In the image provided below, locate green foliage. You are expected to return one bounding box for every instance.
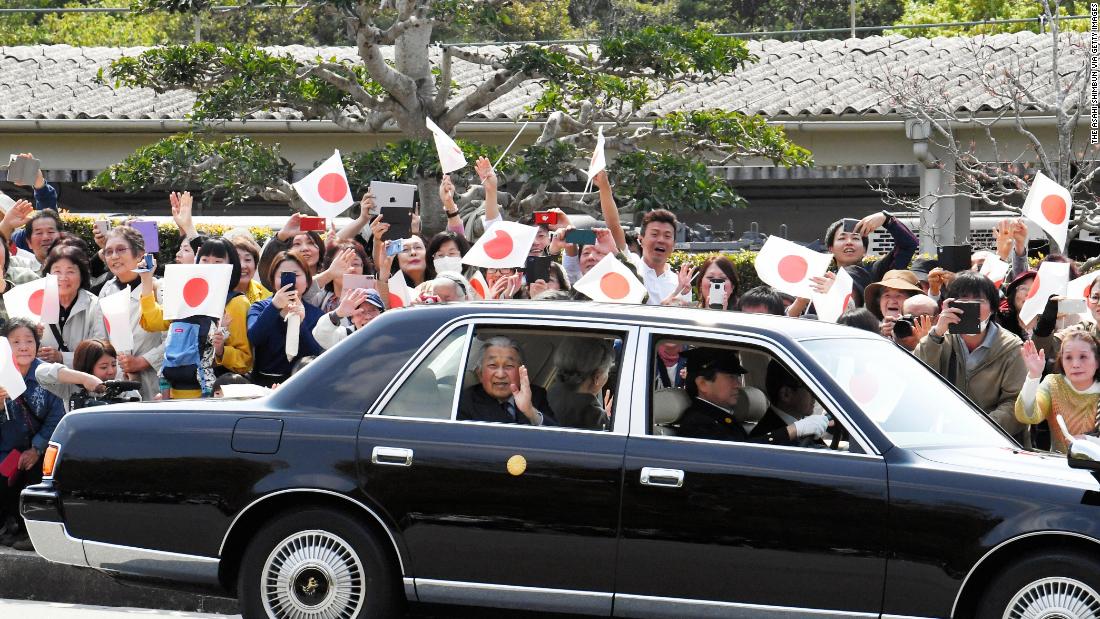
[515,141,578,189]
[893,0,1089,36]
[600,26,753,78]
[61,213,274,267]
[656,109,813,166]
[342,139,515,188]
[669,249,764,291]
[102,44,382,122]
[0,0,183,46]
[676,0,902,37]
[86,133,290,206]
[610,151,744,213]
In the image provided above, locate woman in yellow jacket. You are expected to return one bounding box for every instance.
[138,238,253,398]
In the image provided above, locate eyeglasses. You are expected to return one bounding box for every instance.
[1090,294,1100,302]
[102,247,132,258]
[487,268,516,275]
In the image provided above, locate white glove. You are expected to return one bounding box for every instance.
[793,414,829,439]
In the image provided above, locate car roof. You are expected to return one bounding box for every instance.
[391,300,883,343]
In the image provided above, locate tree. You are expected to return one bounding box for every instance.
[893,0,1089,37]
[864,0,1096,253]
[91,0,811,236]
[676,0,902,37]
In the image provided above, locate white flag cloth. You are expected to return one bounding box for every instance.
[573,253,647,304]
[586,126,606,179]
[387,272,413,308]
[754,236,832,299]
[0,191,14,211]
[1022,171,1072,252]
[1067,271,1100,323]
[462,221,539,269]
[468,270,489,300]
[99,288,134,352]
[219,383,271,399]
[811,268,854,324]
[0,338,26,400]
[425,117,467,174]
[1019,261,1070,325]
[285,311,300,362]
[162,264,233,320]
[978,255,1011,289]
[4,274,59,324]
[292,150,355,219]
[834,356,902,423]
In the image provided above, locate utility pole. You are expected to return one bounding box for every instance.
[850,0,856,39]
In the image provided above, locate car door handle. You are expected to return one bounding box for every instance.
[371,446,413,467]
[640,467,684,488]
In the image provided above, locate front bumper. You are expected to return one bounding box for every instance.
[20,484,221,586]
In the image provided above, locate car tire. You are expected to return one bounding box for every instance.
[976,550,1100,619]
[237,508,401,619]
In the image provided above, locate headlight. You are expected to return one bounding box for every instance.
[42,442,60,479]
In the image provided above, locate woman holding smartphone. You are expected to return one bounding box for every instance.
[247,251,323,387]
[97,225,165,401]
[693,256,740,310]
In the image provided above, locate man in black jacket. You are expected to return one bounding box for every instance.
[458,336,556,426]
[677,348,826,445]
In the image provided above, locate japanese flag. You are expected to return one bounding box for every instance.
[162,264,233,320]
[4,274,59,324]
[1019,260,1070,325]
[979,255,1011,289]
[573,253,647,304]
[1022,171,1072,252]
[468,270,489,300]
[1067,271,1100,323]
[0,337,26,400]
[462,221,538,269]
[587,126,606,179]
[99,288,134,353]
[811,268,854,324]
[426,117,467,174]
[754,236,832,299]
[834,356,903,424]
[387,272,413,309]
[292,150,355,219]
[0,191,14,211]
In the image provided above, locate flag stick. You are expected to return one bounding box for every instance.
[493,120,530,170]
[581,175,594,196]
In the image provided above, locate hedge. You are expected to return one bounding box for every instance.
[61,213,275,267]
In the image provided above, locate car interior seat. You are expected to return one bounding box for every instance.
[652,386,769,436]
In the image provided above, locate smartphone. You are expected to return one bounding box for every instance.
[94,220,111,235]
[369,181,417,213]
[938,244,973,274]
[130,220,160,253]
[524,255,551,283]
[280,272,297,289]
[841,218,860,234]
[299,216,326,232]
[1059,298,1088,314]
[948,300,981,334]
[534,211,558,226]
[132,254,154,274]
[380,206,412,241]
[565,229,597,246]
[5,155,40,186]
[385,238,404,257]
[708,282,725,309]
[343,273,376,291]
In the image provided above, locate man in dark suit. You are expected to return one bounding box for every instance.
[752,360,824,446]
[676,348,826,445]
[458,336,556,426]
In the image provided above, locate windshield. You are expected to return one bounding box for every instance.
[801,338,1014,449]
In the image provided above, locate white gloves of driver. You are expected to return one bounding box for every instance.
[793,414,830,439]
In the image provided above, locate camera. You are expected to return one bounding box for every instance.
[892,314,916,339]
[68,380,141,411]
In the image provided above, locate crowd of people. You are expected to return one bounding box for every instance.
[0,151,1095,549]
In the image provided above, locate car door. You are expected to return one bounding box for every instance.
[613,328,888,618]
[356,318,635,616]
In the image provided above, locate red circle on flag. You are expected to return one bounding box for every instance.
[850,373,878,404]
[1025,274,1041,300]
[317,173,348,203]
[28,289,44,316]
[104,316,112,335]
[183,277,210,308]
[470,279,486,299]
[483,229,514,260]
[388,292,404,308]
[1041,195,1067,225]
[777,255,809,283]
[599,272,631,300]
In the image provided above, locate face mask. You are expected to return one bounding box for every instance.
[433,256,462,275]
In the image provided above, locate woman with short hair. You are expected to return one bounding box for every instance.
[547,338,616,430]
[39,245,106,368]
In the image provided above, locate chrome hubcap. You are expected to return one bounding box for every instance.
[261,530,365,619]
[1004,577,1100,619]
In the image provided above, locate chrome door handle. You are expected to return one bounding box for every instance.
[640,467,684,488]
[372,446,413,467]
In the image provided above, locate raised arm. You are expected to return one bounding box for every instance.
[593,171,626,251]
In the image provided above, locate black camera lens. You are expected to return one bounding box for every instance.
[893,316,915,339]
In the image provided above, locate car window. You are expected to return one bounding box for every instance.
[455,326,625,431]
[649,336,854,452]
[802,337,1013,449]
[379,327,467,420]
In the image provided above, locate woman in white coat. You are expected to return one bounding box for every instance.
[97,226,165,401]
[38,245,106,368]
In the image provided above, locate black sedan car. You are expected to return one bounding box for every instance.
[20,302,1100,619]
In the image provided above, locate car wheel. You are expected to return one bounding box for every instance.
[237,508,400,619]
[977,550,1100,619]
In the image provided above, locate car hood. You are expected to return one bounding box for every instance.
[912,445,1100,490]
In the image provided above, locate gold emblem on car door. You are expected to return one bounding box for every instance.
[507,454,527,476]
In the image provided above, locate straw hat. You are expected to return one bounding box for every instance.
[864,270,923,316]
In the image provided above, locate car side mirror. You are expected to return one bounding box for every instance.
[1055,415,1100,471]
